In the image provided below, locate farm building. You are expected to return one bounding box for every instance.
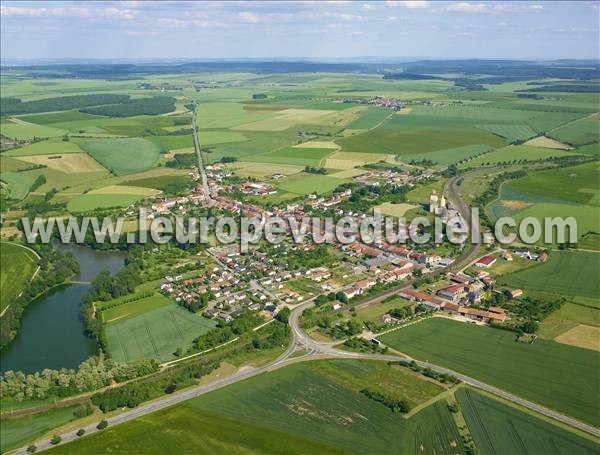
[475,255,497,268]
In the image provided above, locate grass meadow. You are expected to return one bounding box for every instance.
[78,138,161,175]
[0,243,38,311]
[499,251,600,299]
[105,303,216,362]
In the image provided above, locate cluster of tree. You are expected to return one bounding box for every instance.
[484,292,563,334]
[314,292,338,306]
[318,317,363,339]
[388,306,415,320]
[166,153,197,169]
[520,84,600,93]
[252,93,268,99]
[178,292,208,313]
[453,79,487,91]
[91,382,151,412]
[360,388,411,413]
[383,73,439,81]
[283,245,338,270]
[396,360,459,385]
[193,312,263,351]
[441,164,458,178]
[0,245,79,348]
[0,356,158,402]
[343,337,388,354]
[219,156,238,163]
[304,166,328,175]
[409,158,435,166]
[80,96,175,117]
[251,320,289,350]
[28,175,47,193]
[333,182,410,214]
[1,94,130,116]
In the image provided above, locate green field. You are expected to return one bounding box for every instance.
[457,388,599,455]
[200,131,247,145]
[105,303,217,362]
[379,318,600,426]
[0,119,67,140]
[460,144,575,167]
[0,243,38,311]
[538,301,600,341]
[120,174,189,191]
[477,123,537,142]
[66,193,148,212]
[499,250,600,299]
[49,360,461,455]
[346,107,391,129]
[100,292,173,324]
[508,161,599,206]
[0,406,82,453]
[274,173,348,195]
[78,137,161,175]
[337,115,506,156]
[0,171,38,200]
[549,115,599,146]
[4,140,84,156]
[401,144,495,166]
[247,147,333,167]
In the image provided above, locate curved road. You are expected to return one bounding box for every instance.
[13,175,600,453]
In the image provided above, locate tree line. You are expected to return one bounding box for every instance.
[0,356,158,402]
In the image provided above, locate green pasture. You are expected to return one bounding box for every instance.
[79,137,161,175]
[105,303,217,362]
[4,140,85,157]
[538,302,600,340]
[457,388,599,455]
[0,243,38,311]
[460,144,575,168]
[477,124,537,142]
[0,171,38,200]
[336,115,506,155]
[508,161,600,206]
[549,115,599,146]
[346,107,391,129]
[66,193,147,212]
[100,293,172,324]
[379,317,600,426]
[0,405,82,453]
[0,119,67,140]
[120,174,190,192]
[499,251,600,299]
[275,173,348,195]
[401,144,494,166]
[247,147,333,167]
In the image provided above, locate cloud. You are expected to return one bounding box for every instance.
[493,4,544,13]
[0,5,137,20]
[158,18,187,29]
[324,12,362,21]
[238,11,260,23]
[446,3,487,13]
[386,1,430,9]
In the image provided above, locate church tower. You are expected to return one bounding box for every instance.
[429,190,438,213]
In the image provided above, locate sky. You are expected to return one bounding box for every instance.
[1,1,599,61]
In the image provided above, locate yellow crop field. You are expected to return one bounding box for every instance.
[524,136,573,150]
[15,153,106,173]
[88,185,161,196]
[554,324,600,351]
[293,141,340,149]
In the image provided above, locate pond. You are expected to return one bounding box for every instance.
[0,243,126,374]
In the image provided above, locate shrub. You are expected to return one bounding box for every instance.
[50,436,62,445]
[76,429,86,437]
